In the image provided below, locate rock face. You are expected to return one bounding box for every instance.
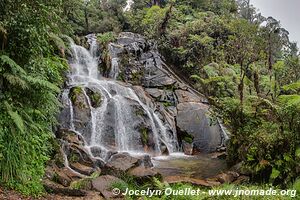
[106,32,228,154]
[47,32,233,196]
[176,102,224,152]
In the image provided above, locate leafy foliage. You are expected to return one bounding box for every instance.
[126,0,300,188]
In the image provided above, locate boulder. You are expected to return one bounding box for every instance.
[53,168,73,187]
[56,129,85,146]
[182,141,193,155]
[105,153,141,173]
[67,144,94,167]
[90,146,117,161]
[128,166,161,181]
[215,171,239,184]
[61,167,83,180]
[92,175,125,199]
[141,154,153,168]
[69,162,97,176]
[211,152,227,159]
[176,102,223,152]
[43,179,87,197]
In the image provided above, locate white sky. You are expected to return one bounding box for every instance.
[251,0,300,45]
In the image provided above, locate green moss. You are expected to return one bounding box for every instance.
[131,70,144,84]
[135,108,145,116]
[68,152,80,163]
[87,89,102,107]
[69,86,83,103]
[183,136,193,144]
[139,126,149,145]
[163,101,173,107]
[70,172,100,190]
[117,71,125,81]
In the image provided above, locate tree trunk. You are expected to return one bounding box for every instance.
[254,70,260,96]
[84,3,89,33]
[159,4,173,37]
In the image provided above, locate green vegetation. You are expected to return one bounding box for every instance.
[70,171,100,190]
[126,0,300,189]
[1,0,299,197]
[0,0,69,195]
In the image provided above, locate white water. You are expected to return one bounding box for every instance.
[63,35,179,161]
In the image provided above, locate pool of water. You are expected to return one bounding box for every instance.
[152,153,228,179]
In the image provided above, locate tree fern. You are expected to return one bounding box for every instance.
[278,95,300,108]
[282,82,300,94]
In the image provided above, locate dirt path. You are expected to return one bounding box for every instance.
[0,187,103,200]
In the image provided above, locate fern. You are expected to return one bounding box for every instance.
[22,75,60,93]
[278,95,300,108]
[153,177,167,190]
[0,55,26,74]
[2,73,28,89]
[190,74,202,81]
[282,82,300,94]
[48,33,66,50]
[4,102,25,133]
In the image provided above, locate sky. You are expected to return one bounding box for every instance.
[251,0,300,45]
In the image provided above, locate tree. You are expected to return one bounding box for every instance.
[236,0,265,24]
[225,19,263,105]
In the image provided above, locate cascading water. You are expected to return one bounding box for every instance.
[63,35,179,162]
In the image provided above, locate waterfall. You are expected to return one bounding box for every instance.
[64,35,179,161]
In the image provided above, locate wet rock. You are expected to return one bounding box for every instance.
[86,87,102,108]
[163,176,220,187]
[70,162,97,176]
[128,166,161,181]
[61,167,83,180]
[132,86,156,110]
[216,171,239,184]
[160,143,169,155]
[90,146,117,161]
[142,68,177,88]
[92,175,125,199]
[66,144,94,167]
[175,90,204,103]
[56,129,85,146]
[105,153,141,173]
[145,88,164,99]
[182,141,193,155]
[142,155,153,168]
[176,102,223,153]
[43,179,87,197]
[69,86,92,140]
[211,152,227,159]
[45,166,56,181]
[53,168,73,187]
